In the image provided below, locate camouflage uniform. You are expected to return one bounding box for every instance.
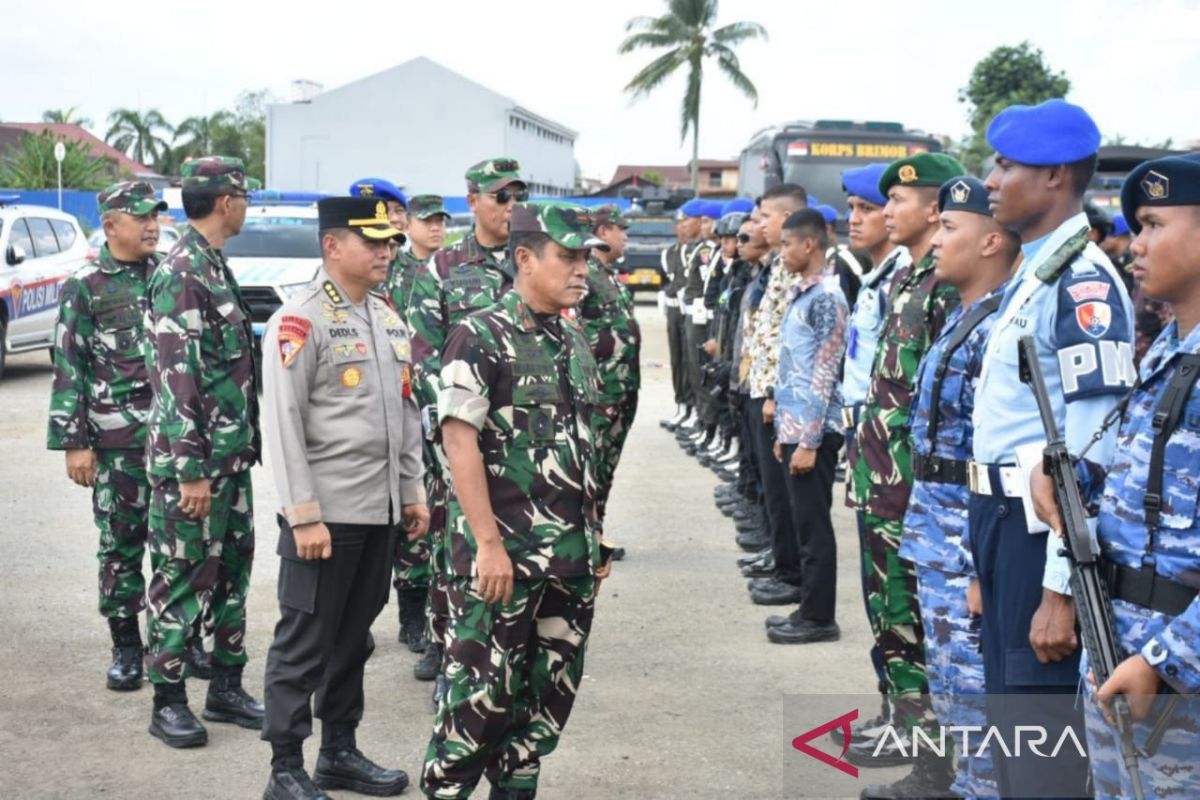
[576,206,641,524]
[898,286,1006,798]
[846,253,959,727]
[46,181,165,621]
[144,157,260,686]
[422,203,603,799]
[408,160,521,650]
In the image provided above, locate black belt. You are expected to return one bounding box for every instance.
[1102,555,1198,616]
[912,452,968,486]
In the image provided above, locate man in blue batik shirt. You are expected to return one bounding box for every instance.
[969,98,1136,798]
[1033,152,1200,800]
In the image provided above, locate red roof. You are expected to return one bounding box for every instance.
[0,123,161,177]
[609,160,738,188]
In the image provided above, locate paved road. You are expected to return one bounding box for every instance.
[0,303,892,799]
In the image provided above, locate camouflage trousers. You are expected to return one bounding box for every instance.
[915,565,996,798]
[146,470,254,684]
[862,513,934,730]
[93,449,150,620]
[592,392,638,524]
[425,466,451,648]
[1081,602,1200,800]
[395,441,443,592]
[422,574,596,799]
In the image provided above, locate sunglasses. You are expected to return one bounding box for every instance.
[490,188,530,205]
[737,233,752,244]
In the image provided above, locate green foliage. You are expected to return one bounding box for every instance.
[620,0,766,194]
[639,170,665,185]
[0,131,111,190]
[42,107,93,128]
[957,42,1071,173]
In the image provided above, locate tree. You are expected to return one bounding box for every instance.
[0,131,111,190]
[42,107,93,129]
[173,111,236,158]
[639,170,665,185]
[619,0,765,195]
[104,108,173,170]
[958,42,1071,173]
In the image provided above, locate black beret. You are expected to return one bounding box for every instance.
[938,177,992,217]
[1120,153,1200,234]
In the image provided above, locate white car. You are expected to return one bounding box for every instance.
[0,198,89,378]
[86,224,181,262]
[223,203,324,339]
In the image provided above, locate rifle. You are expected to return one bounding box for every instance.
[1017,334,1146,800]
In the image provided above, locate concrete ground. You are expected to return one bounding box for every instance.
[0,302,897,799]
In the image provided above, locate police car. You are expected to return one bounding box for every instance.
[0,197,89,379]
[223,195,325,339]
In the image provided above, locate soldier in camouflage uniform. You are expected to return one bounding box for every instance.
[576,205,640,528]
[47,181,167,691]
[421,201,612,800]
[1031,152,1200,800]
[864,177,1016,799]
[407,159,526,694]
[388,194,452,654]
[143,156,264,748]
[844,153,964,776]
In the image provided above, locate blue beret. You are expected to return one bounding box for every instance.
[1119,152,1200,234]
[680,198,707,217]
[1111,213,1130,237]
[701,201,724,220]
[815,204,838,224]
[937,177,991,216]
[986,98,1100,166]
[349,177,408,208]
[805,193,820,208]
[722,198,755,216]
[841,163,889,206]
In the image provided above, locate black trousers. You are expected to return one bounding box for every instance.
[665,306,689,406]
[262,518,395,748]
[748,397,800,584]
[781,435,842,624]
[685,321,714,426]
[737,393,762,503]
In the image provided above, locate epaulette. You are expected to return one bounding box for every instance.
[1035,228,1090,283]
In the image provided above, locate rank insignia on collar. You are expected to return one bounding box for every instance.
[950,180,971,204]
[323,281,344,304]
[898,165,918,183]
[1141,170,1169,200]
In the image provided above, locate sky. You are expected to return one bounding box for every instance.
[4,0,1198,183]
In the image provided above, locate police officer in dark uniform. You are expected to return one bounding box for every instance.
[660,200,705,430]
[260,197,430,800]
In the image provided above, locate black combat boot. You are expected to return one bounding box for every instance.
[187,621,213,680]
[397,587,429,653]
[313,723,409,796]
[859,748,956,798]
[149,681,208,748]
[414,642,442,682]
[204,663,265,729]
[107,616,144,691]
[265,746,331,800]
[489,784,537,800]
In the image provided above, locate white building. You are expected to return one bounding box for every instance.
[267,57,578,197]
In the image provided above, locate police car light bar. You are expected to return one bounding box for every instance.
[0,194,21,206]
[251,190,330,206]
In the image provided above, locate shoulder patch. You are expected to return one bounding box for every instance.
[1066,280,1111,303]
[278,315,312,368]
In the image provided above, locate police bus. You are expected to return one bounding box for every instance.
[738,120,942,212]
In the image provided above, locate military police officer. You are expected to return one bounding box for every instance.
[660,201,704,430]
[1032,152,1200,799]
[144,155,264,747]
[969,99,1135,798]
[47,181,167,691]
[421,201,612,800]
[260,196,429,800]
[407,158,526,697]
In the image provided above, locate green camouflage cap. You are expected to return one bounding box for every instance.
[465,157,524,193]
[97,180,168,216]
[180,156,248,192]
[510,201,609,251]
[591,204,628,230]
[409,194,450,220]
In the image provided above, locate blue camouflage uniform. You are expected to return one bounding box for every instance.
[1075,151,1200,800]
[900,281,1005,798]
[968,99,1137,798]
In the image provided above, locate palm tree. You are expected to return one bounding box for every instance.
[42,107,94,128]
[173,111,236,158]
[104,108,173,169]
[620,0,766,195]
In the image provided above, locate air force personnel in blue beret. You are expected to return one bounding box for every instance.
[970,98,1135,799]
[1029,149,1200,800]
[349,178,409,233]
